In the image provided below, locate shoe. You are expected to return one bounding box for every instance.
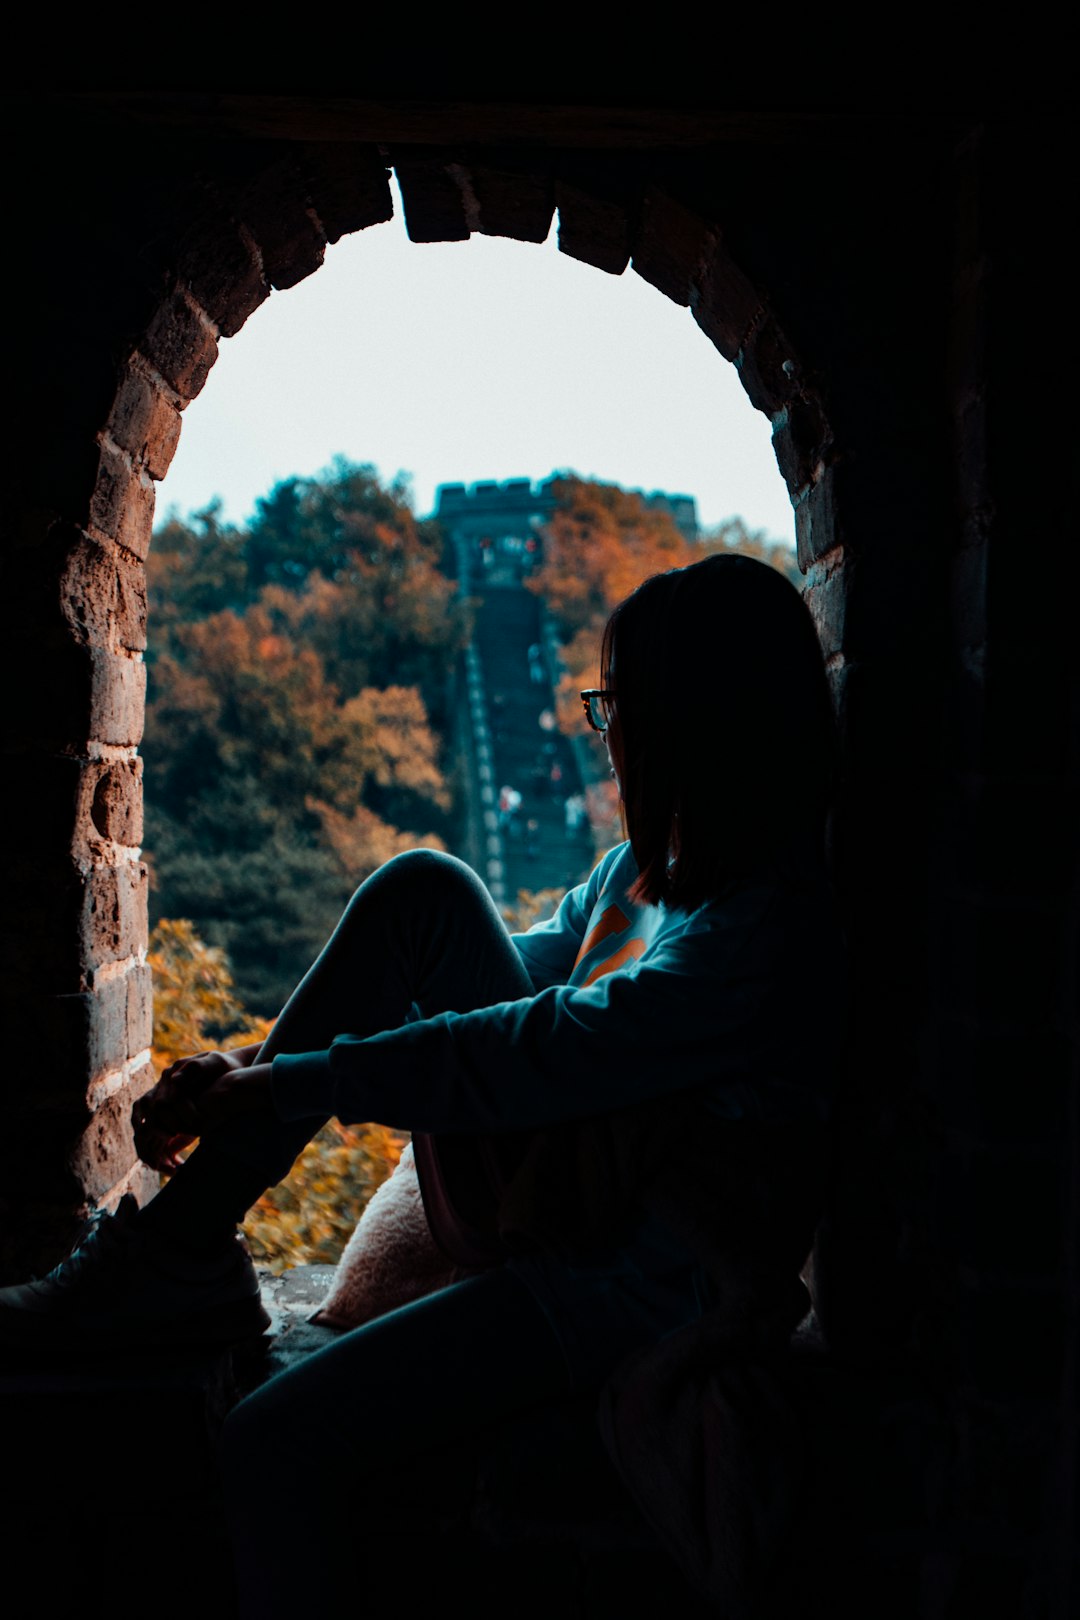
[0,1194,272,1353]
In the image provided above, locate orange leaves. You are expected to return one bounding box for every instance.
[530,476,695,642]
[148,917,273,1076]
[336,686,450,806]
[243,1118,408,1273]
[307,798,446,887]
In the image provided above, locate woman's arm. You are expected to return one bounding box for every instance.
[132,1042,267,1167]
[271,883,841,1133]
[509,845,622,992]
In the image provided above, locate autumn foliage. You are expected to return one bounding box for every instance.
[145,461,463,1014]
[147,916,405,1273]
[530,476,799,740]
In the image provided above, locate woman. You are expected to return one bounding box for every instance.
[0,553,842,1611]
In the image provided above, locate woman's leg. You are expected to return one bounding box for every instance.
[222,1265,573,1617]
[144,850,534,1244]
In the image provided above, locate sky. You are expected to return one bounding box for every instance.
[159,194,795,545]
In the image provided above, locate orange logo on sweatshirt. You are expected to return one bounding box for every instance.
[580,936,647,986]
[574,903,631,968]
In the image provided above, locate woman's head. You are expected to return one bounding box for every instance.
[599,553,837,908]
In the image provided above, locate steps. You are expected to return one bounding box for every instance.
[467,581,594,910]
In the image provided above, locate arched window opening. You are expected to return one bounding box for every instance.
[143,195,807,1275]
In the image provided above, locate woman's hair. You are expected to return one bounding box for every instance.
[601,553,838,909]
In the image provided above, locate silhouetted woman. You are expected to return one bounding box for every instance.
[0,554,843,1615]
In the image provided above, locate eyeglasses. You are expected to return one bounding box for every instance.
[580,689,616,734]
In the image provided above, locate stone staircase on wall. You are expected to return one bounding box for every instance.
[459,563,594,913]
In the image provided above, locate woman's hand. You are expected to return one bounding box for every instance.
[191,1063,274,1133]
[133,1047,270,1172]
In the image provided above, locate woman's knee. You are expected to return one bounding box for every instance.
[348,848,489,916]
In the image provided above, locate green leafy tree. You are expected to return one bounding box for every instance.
[148,500,251,650]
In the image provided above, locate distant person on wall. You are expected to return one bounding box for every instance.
[497,784,522,835]
[564,791,587,837]
[0,555,844,1616]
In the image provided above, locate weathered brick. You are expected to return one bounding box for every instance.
[690,241,763,362]
[82,977,131,1084]
[144,393,183,481]
[632,187,712,307]
[12,637,119,754]
[106,365,182,479]
[302,143,394,244]
[60,532,114,647]
[556,178,631,275]
[141,290,219,401]
[394,157,471,243]
[59,532,146,651]
[89,758,143,847]
[114,551,148,649]
[106,366,156,452]
[177,209,270,338]
[89,648,146,747]
[466,157,553,243]
[80,859,147,973]
[116,469,156,563]
[771,395,831,496]
[127,961,153,1055]
[234,163,327,291]
[88,440,129,539]
[803,556,848,660]
[736,316,800,414]
[67,1089,138,1204]
[795,465,841,571]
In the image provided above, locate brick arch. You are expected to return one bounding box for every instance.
[9,143,840,1275]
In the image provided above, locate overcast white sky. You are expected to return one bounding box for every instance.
[158,196,795,545]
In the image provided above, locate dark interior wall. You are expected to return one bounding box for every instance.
[0,98,1073,1610]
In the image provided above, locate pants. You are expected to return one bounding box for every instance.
[208,852,587,1614]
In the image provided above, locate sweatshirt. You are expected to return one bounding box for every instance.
[271,842,841,1138]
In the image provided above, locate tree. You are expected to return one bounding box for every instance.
[147,917,271,1074]
[528,475,694,640]
[698,516,802,587]
[147,499,250,648]
[147,916,403,1274]
[144,463,461,1016]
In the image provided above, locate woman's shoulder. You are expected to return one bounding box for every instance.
[680,862,842,953]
